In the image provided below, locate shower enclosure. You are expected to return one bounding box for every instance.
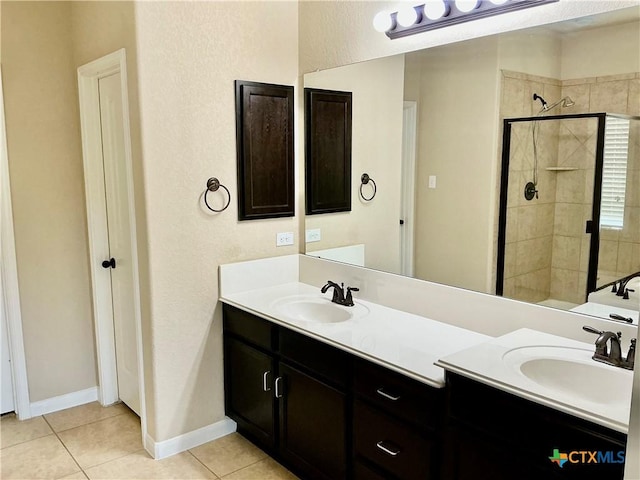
[497,113,640,308]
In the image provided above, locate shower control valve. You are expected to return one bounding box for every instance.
[524,181,538,201]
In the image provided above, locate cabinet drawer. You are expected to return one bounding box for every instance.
[354,358,443,430]
[354,400,436,480]
[279,328,349,388]
[223,304,274,351]
[353,460,391,480]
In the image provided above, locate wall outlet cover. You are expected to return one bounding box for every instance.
[276,232,294,247]
[306,228,321,243]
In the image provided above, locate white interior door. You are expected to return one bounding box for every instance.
[400,102,417,277]
[98,72,140,415]
[1,270,15,414]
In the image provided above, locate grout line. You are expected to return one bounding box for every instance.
[42,414,86,477]
[186,450,222,479]
[45,408,129,434]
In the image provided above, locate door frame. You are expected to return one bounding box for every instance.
[77,50,146,420]
[0,66,31,419]
[401,101,417,277]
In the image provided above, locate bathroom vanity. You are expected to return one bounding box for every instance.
[219,255,635,480]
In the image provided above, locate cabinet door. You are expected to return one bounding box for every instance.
[278,362,347,480]
[225,337,276,449]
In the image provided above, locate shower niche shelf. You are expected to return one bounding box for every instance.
[545,166,579,171]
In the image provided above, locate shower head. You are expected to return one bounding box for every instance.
[545,96,575,111]
[533,93,547,109]
[533,95,576,115]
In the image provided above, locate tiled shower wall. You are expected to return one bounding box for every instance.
[562,74,640,287]
[501,71,640,305]
[501,71,561,303]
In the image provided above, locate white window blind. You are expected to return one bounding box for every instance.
[600,117,630,229]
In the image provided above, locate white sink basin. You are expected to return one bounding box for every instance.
[502,345,633,407]
[271,295,369,324]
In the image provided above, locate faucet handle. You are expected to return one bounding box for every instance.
[583,325,603,336]
[344,286,359,306]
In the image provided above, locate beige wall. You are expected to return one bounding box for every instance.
[133,1,299,442]
[561,20,640,79]
[298,0,636,73]
[1,2,97,402]
[406,37,501,293]
[304,55,404,274]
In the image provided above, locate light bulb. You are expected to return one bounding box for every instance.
[488,0,508,4]
[423,0,449,20]
[373,11,393,32]
[455,0,480,13]
[397,6,419,27]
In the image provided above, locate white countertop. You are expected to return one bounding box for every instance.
[221,282,491,388]
[570,302,638,325]
[436,328,634,433]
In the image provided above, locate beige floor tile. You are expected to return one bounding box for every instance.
[45,402,128,433]
[0,434,79,479]
[84,449,217,479]
[0,413,53,449]
[58,410,142,469]
[189,433,267,477]
[221,458,298,480]
[58,471,88,479]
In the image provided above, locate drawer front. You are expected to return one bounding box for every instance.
[353,460,392,480]
[223,304,274,351]
[279,328,349,388]
[354,400,436,480]
[354,358,443,430]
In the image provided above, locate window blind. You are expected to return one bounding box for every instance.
[600,117,630,229]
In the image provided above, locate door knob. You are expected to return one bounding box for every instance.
[101,258,116,269]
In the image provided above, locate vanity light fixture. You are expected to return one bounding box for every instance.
[375,0,558,39]
[373,10,395,32]
[423,0,450,20]
[397,5,421,27]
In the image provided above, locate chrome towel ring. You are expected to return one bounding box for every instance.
[359,173,377,202]
[204,177,231,212]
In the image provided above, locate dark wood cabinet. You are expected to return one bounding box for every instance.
[223,304,629,480]
[279,362,347,480]
[235,80,295,221]
[224,337,276,448]
[352,359,444,480]
[305,88,352,215]
[442,372,627,480]
[223,304,349,480]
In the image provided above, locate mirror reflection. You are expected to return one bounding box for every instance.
[304,8,640,324]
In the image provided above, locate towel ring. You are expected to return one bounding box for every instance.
[204,177,231,213]
[359,173,377,202]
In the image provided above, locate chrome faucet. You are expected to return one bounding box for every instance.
[583,326,635,370]
[321,281,359,307]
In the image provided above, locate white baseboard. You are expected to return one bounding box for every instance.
[145,417,237,460]
[30,386,98,417]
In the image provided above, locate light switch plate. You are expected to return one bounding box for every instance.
[306,228,321,243]
[428,175,437,189]
[276,232,294,246]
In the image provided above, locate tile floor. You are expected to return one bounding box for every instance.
[0,402,298,479]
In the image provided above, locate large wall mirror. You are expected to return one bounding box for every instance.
[304,7,640,324]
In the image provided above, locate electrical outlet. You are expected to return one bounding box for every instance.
[276,232,294,247]
[428,175,437,189]
[306,228,321,243]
